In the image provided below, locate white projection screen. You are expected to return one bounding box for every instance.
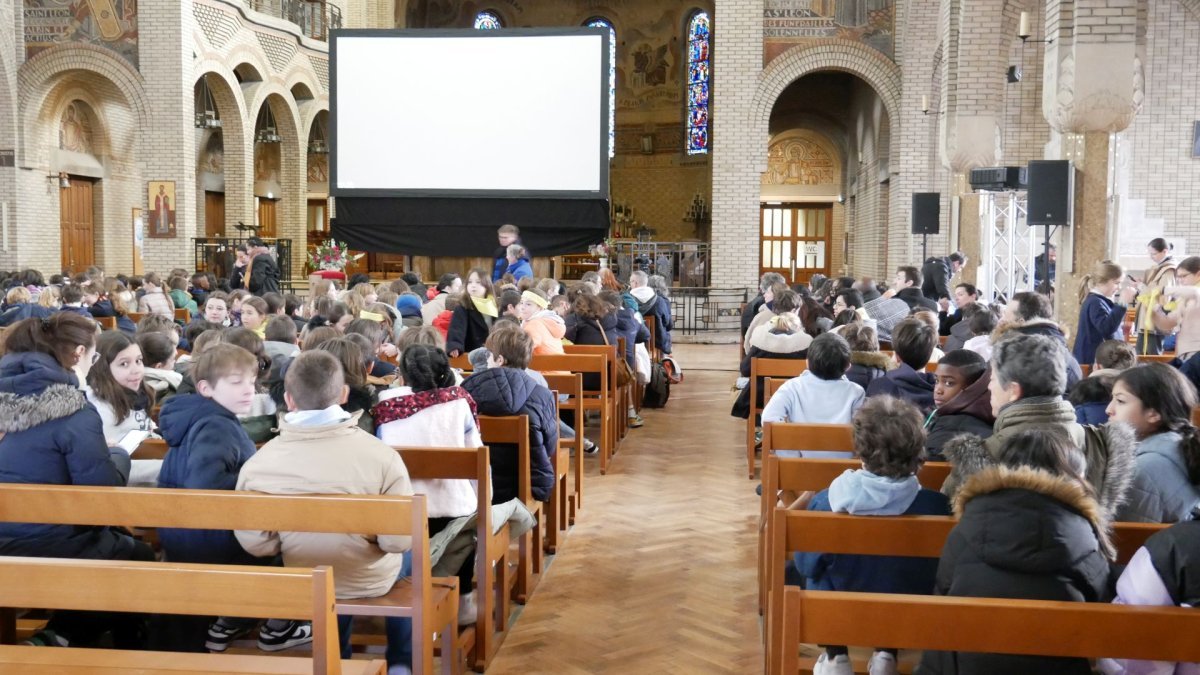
[331,28,610,199]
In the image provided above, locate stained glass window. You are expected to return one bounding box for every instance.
[585,17,616,158]
[474,11,502,30]
[686,12,710,155]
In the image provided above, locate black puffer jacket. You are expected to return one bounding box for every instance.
[565,311,620,391]
[918,466,1113,675]
[461,367,556,504]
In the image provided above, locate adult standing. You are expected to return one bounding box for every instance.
[921,251,967,302]
[1133,237,1178,355]
[246,236,281,295]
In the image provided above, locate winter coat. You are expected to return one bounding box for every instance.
[918,465,1113,675]
[566,311,620,391]
[144,367,183,398]
[88,300,136,333]
[248,253,281,295]
[1134,257,1178,340]
[137,288,174,318]
[613,307,649,369]
[461,367,557,504]
[1117,432,1200,524]
[862,296,909,343]
[446,302,493,356]
[1075,402,1110,426]
[866,363,937,414]
[940,396,1137,523]
[156,393,259,564]
[631,287,673,354]
[523,310,567,356]
[943,320,974,352]
[421,292,448,326]
[741,294,767,340]
[761,371,864,457]
[1073,292,1128,366]
[235,410,413,600]
[492,240,526,281]
[169,289,198,316]
[796,473,950,593]
[0,351,132,558]
[1099,520,1200,675]
[845,351,892,391]
[897,287,938,313]
[731,327,811,420]
[374,386,482,519]
[0,302,53,328]
[938,308,962,336]
[921,256,954,302]
[925,370,995,460]
[432,310,453,340]
[506,258,533,281]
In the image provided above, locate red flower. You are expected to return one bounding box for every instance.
[324,255,331,262]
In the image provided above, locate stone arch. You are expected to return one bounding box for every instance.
[249,88,305,277]
[194,64,252,237]
[1183,0,1200,20]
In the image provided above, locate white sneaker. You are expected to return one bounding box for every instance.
[813,652,854,675]
[457,590,478,626]
[868,650,898,675]
[387,666,412,675]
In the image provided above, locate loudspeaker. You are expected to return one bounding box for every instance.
[1027,160,1073,226]
[912,193,940,235]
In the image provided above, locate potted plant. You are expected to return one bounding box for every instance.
[589,237,616,269]
[308,238,352,272]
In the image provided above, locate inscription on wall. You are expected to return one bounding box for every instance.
[24,0,139,69]
[763,0,893,64]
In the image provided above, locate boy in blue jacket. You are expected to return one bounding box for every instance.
[156,343,310,653]
[866,317,937,414]
[796,395,951,675]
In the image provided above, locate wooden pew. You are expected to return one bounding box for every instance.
[778,587,1200,675]
[645,315,659,362]
[530,353,612,474]
[0,485,459,675]
[0,556,383,675]
[763,377,788,406]
[127,311,146,325]
[478,415,542,605]
[746,358,808,479]
[565,344,623,459]
[449,354,472,373]
[764,508,1167,675]
[544,371,586,525]
[396,446,508,672]
[175,308,191,322]
[1138,354,1176,365]
[95,315,117,331]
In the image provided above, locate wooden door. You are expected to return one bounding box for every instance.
[204,191,225,237]
[257,198,277,238]
[60,177,95,273]
[759,203,832,285]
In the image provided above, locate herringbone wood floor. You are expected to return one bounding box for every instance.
[487,343,763,674]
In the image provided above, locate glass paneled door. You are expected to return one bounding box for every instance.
[759,203,832,284]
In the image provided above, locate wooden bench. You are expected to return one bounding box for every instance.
[175,308,192,322]
[746,358,809,479]
[1138,354,1176,365]
[0,485,459,675]
[764,507,1167,675]
[530,353,613,474]
[449,354,472,373]
[565,344,624,457]
[396,446,509,672]
[478,415,543,605]
[645,315,659,362]
[127,311,146,325]
[544,371,586,525]
[95,315,117,331]
[0,556,384,674]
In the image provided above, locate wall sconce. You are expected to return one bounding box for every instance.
[47,172,69,189]
[640,135,654,155]
[920,95,944,116]
[1018,11,1054,43]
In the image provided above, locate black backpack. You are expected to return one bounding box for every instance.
[641,360,671,408]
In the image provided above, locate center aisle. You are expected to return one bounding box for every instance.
[487,343,761,674]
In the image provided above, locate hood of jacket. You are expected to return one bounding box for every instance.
[143,366,184,393]
[828,469,921,516]
[630,286,656,305]
[936,368,995,423]
[0,352,88,433]
[955,464,1113,562]
[748,323,813,354]
[885,363,935,396]
[462,366,538,416]
[527,310,566,339]
[994,318,1069,345]
[158,393,238,447]
[850,351,895,371]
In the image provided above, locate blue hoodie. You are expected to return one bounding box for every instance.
[156,393,260,564]
[506,258,533,282]
[795,470,951,594]
[461,367,557,504]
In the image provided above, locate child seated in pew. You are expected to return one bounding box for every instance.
[345,316,399,379]
[1069,339,1137,425]
[374,343,483,626]
[156,343,311,653]
[136,330,182,399]
[235,350,415,675]
[314,336,377,433]
[918,428,1111,675]
[866,317,937,414]
[261,313,300,361]
[1098,516,1200,675]
[761,331,864,459]
[85,330,161,486]
[796,395,952,675]
[924,349,994,461]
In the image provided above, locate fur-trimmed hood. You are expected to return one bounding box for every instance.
[955,464,1114,560]
[748,323,813,355]
[992,318,1070,345]
[850,351,894,371]
[0,351,89,433]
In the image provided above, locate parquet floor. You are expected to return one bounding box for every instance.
[487,343,762,675]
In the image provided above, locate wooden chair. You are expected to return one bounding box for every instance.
[174,308,191,322]
[449,354,472,373]
[396,446,509,672]
[1193,406,1200,428]
[0,485,459,675]
[565,344,622,457]
[127,312,146,325]
[544,371,585,527]
[645,315,659,362]
[938,335,948,347]
[95,316,117,330]
[0,557,383,675]
[478,415,542,605]
[764,508,1167,674]
[131,438,170,460]
[763,377,788,406]
[746,358,808,479]
[530,353,612,474]
[1138,354,1176,365]
[1082,363,1093,377]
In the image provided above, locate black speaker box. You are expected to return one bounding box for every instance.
[911,193,940,235]
[1027,160,1073,226]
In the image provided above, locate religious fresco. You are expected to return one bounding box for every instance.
[763,136,838,186]
[24,0,139,69]
[59,100,95,155]
[763,0,894,65]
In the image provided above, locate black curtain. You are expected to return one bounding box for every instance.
[331,196,609,257]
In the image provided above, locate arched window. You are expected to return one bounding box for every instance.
[474,11,503,29]
[584,17,616,158]
[685,11,710,155]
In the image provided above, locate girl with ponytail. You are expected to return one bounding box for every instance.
[1107,363,1200,523]
[1073,260,1137,366]
[372,343,481,623]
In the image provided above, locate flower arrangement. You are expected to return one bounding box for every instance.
[308,238,352,271]
[589,237,616,259]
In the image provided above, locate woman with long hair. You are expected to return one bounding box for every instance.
[446,268,496,358]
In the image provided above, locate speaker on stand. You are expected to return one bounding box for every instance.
[912,193,941,262]
[1027,160,1073,294]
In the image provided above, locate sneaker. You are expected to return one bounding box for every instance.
[457,590,478,626]
[583,438,599,455]
[206,620,253,652]
[628,414,644,428]
[21,629,67,647]
[387,666,412,675]
[257,620,313,652]
[868,651,899,675]
[813,652,854,675]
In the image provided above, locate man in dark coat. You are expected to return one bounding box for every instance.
[246,237,281,295]
[921,252,967,302]
[888,266,938,313]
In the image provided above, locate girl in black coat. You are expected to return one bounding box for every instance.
[565,293,620,391]
[446,268,497,358]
